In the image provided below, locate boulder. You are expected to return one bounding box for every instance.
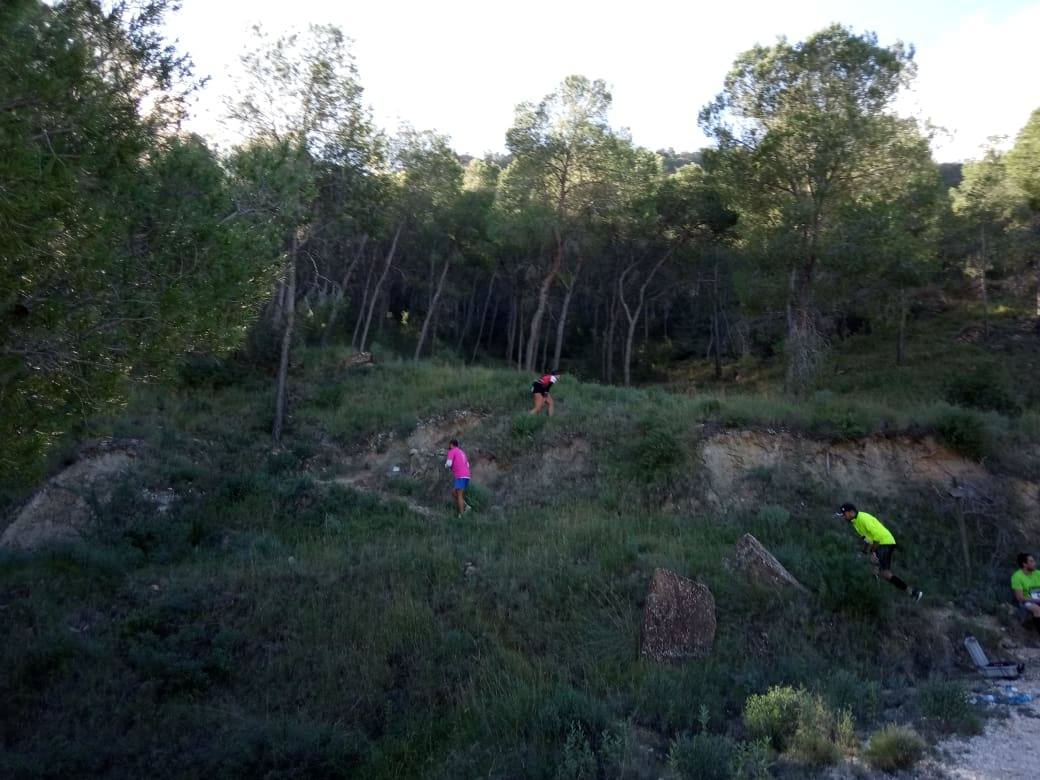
[1,439,141,551]
[641,568,716,663]
[723,533,807,592]
[343,351,372,369]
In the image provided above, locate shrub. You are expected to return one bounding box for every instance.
[789,697,854,767]
[667,732,737,780]
[598,723,633,776]
[743,685,803,751]
[932,407,990,460]
[463,481,491,512]
[945,365,1021,416]
[744,687,854,767]
[915,680,981,735]
[820,669,881,722]
[179,353,245,389]
[511,413,546,440]
[818,557,891,621]
[808,403,872,441]
[731,739,770,780]
[633,418,686,481]
[557,723,596,780]
[754,504,790,540]
[864,725,927,772]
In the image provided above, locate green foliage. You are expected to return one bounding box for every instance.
[0,356,1026,777]
[743,686,804,752]
[864,725,927,772]
[632,416,686,480]
[944,365,1021,416]
[931,406,990,460]
[914,680,981,735]
[819,556,892,620]
[667,732,737,780]
[731,739,771,780]
[512,412,548,439]
[743,686,854,766]
[557,723,596,780]
[789,697,855,767]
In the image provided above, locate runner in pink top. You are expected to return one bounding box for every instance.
[444,439,471,515]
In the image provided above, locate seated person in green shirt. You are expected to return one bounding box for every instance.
[837,502,923,601]
[1011,552,1040,634]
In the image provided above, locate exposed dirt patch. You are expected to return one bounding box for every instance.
[699,430,1038,524]
[1,439,143,550]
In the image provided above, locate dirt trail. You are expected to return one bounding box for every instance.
[315,410,488,519]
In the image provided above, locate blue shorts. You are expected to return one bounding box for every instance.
[453,477,470,490]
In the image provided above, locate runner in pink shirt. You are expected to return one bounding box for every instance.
[444,439,471,515]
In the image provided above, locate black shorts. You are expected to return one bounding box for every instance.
[875,544,896,571]
[531,382,550,397]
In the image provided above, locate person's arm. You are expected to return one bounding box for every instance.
[1013,587,1028,604]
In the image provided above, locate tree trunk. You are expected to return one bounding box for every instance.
[979,226,990,342]
[351,255,375,350]
[604,288,619,384]
[712,261,723,380]
[525,237,563,371]
[323,235,366,346]
[1035,254,1040,331]
[896,285,908,366]
[516,297,526,370]
[619,254,670,387]
[414,254,452,361]
[552,255,583,372]
[456,279,477,353]
[540,310,551,371]
[358,224,402,353]
[506,292,516,362]
[272,234,299,442]
[784,259,820,395]
[471,271,497,363]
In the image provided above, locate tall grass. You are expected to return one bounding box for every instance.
[0,356,1027,777]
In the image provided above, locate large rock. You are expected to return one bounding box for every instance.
[1,439,141,551]
[641,568,716,663]
[723,533,807,592]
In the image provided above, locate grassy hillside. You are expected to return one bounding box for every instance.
[0,348,1034,778]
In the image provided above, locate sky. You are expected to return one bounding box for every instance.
[163,0,1040,162]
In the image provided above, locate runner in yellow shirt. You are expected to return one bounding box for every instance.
[837,503,923,601]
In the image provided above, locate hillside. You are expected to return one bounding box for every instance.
[2,352,1038,778]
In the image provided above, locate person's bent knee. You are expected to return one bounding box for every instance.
[880,570,893,580]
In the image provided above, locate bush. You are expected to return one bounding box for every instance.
[915,680,981,735]
[731,739,770,780]
[945,365,1021,416]
[557,723,596,780]
[818,556,891,621]
[667,732,737,780]
[808,403,872,441]
[632,417,686,481]
[744,687,854,767]
[820,669,881,722]
[932,407,990,460]
[743,686,803,752]
[789,697,854,767]
[179,353,246,389]
[864,725,927,772]
[511,413,546,440]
